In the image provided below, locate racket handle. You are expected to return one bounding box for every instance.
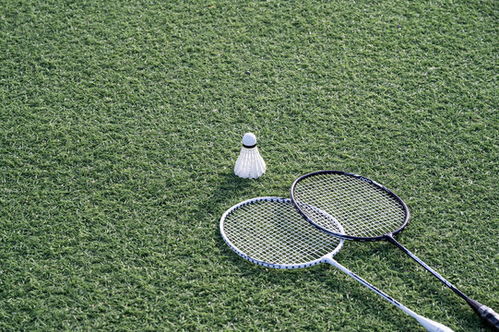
[468,299,499,330]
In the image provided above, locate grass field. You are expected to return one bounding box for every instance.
[1,0,497,330]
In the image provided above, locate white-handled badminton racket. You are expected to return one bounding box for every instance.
[220,197,453,332]
[290,170,498,330]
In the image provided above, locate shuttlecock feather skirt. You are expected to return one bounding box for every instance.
[234,146,266,179]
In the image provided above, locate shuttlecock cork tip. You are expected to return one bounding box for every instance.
[242,133,257,148]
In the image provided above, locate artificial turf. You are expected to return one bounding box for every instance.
[1,0,497,331]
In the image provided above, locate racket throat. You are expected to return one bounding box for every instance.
[321,254,336,265]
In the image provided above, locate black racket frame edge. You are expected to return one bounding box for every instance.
[290,170,411,242]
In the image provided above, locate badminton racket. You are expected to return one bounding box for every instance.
[290,170,498,329]
[220,197,453,332]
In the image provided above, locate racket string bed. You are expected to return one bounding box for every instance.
[222,199,341,265]
[293,173,407,239]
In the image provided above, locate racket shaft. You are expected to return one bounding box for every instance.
[386,236,464,296]
[323,257,453,332]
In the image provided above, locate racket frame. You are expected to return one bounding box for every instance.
[220,196,344,270]
[290,170,411,241]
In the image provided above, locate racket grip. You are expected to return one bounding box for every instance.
[476,303,499,330]
[466,298,499,330]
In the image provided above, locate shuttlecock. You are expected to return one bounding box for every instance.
[234,133,266,179]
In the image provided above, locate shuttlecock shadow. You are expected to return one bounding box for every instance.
[193,171,261,242]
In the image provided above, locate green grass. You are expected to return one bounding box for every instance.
[1,0,497,330]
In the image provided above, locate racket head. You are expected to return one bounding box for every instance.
[220,197,345,269]
[290,171,410,241]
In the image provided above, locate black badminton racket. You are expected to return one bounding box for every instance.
[220,197,453,331]
[290,170,498,329]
